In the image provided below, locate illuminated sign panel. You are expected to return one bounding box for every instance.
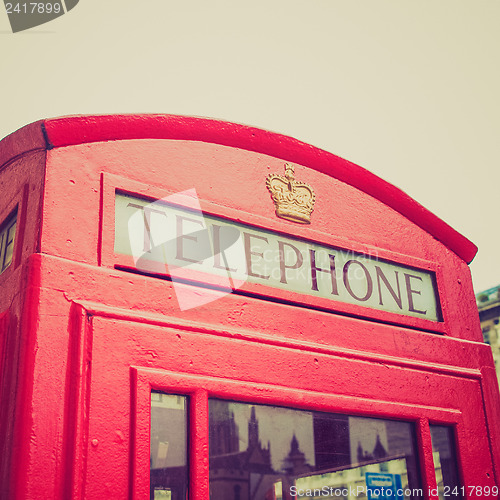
[115,194,440,321]
[0,210,17,274]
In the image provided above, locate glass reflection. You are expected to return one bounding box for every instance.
[150,393,188,500]
[209,400,422,500]
[430,425,462,499]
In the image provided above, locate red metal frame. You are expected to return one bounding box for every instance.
[63,296,490,499]
[132,366,464,500]
[41,114,477,265]
[0,115,498,500]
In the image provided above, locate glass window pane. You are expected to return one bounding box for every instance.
[430,425,462,499]
[0,211,17,274]
[209,400,422,500]
[151,393,188,500]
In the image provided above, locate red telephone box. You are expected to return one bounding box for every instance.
[0,115,498,500]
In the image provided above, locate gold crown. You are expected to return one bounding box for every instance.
[266,163,316,224]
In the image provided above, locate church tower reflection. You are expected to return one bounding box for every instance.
[210,404,276,500]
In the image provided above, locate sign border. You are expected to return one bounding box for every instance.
[100,172,447,334]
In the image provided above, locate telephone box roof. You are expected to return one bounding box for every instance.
[0,114,477,263]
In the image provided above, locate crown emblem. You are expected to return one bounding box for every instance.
[266,163,316,224]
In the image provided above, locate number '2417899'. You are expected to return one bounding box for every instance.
[443,486,498,497]
[5,2,62,14]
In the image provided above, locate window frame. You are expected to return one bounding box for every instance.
[0,208,18,274]
[131,366,464,500]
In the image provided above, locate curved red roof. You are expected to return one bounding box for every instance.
[1,114,477,263]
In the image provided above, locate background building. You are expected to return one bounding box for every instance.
[476,285,500,384]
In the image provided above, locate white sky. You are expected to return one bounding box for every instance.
[1,1,499,292]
